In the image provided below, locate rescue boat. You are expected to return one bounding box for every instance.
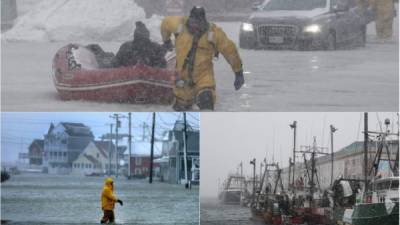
[52,44,176,104]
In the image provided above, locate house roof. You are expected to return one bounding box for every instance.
[83,154,101,165]
[94,140,115,158]
[47,123,55,134]
[29,139,44,150]
[60,122,94,138]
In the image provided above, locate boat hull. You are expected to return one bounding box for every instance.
[52,44,176,104]
[351,202,399,225]
[219,190,242,205]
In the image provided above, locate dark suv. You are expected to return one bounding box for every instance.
[239,0,369,50]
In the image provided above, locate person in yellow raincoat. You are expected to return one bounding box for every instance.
[101,177,123,224]
[370,0,395,39]
[161,6,244,111]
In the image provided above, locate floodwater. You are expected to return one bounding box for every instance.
[1,173,199,225]
[1,20,399,112]
[200,198,264,225]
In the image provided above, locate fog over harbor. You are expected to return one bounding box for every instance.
[200,112,398,199]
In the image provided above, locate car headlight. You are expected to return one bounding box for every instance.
[303,24,321,33]
[242,23,254,32]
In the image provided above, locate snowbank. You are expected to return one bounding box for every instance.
[3,0,162,42]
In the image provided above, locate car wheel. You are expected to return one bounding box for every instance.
[325,31,336,50]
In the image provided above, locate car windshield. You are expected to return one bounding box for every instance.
[263,0,327,11]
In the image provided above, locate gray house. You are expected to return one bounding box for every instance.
[160,120,200,184]
[28,139,44,166]
[43,122,94,174]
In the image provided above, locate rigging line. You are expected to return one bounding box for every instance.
[187,113,200,122]
[156,113,176,127]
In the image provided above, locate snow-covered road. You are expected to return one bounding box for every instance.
[1,21,398,112]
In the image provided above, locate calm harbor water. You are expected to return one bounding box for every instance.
[1,173,199,225]
[200,198,264,225]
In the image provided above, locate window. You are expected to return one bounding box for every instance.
[89,164,92,169]
[63,152,67,157]
[135,157,142,166]
[81,163,84,168]
[97,153,99,158]
[77,163,80,168]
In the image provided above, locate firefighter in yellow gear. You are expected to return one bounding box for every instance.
[161,6,244,111]
[100,177,123,224]
[370,0,395,39]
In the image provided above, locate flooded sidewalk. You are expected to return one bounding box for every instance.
[1,173,199,225]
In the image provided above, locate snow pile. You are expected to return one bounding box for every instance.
[3,0,162,42]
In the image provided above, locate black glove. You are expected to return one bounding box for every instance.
[234,70,245,90]
[117,199,123,206]
[162,39,174,51]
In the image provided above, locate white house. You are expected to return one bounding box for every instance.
[71,141,117,176]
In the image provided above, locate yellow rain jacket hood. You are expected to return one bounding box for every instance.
[101,177,117,210]
[161,16,243,105]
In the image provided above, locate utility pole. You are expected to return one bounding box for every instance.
[110,114,124,178]
[108,124,113,176]
[250,158,256,206]
[330,125,337,186]
[288,157,292,190]
[128,112,132,179]
[149,112,155,184]
[290,121,297,190]
[183,112,189,187]
[363,112,368,194]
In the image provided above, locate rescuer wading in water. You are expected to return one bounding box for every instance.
[161,6,245,111]
[100,177,123,224]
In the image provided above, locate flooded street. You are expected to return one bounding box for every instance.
[1,173,199,225]
[2,19,398,112]
[200,199,264,225]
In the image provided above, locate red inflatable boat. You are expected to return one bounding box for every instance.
[52,44,176,104]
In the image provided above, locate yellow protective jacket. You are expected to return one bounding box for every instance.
[161,16,242,87]
[101,178,117,210]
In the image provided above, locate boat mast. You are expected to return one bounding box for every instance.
[290,121,297,192]
[330,125,337,186]
[250,158,256,207]
[363,112,368,194]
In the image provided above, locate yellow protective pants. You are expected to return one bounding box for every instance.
[372,0,394,39]
[173,70,216,110]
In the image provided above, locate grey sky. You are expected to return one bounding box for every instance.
[200,112,399,199]
[1,112,199,163]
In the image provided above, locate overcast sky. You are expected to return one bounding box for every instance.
[200,112,399,199]
[1,112,199,163]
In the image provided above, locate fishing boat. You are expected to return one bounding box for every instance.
[334,115,399,225]
[250,161,289,225]
[351,177,399,225]
[52,44,176,104]
[218,174,248,205]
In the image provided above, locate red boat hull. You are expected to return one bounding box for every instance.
[52,44,176,104]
